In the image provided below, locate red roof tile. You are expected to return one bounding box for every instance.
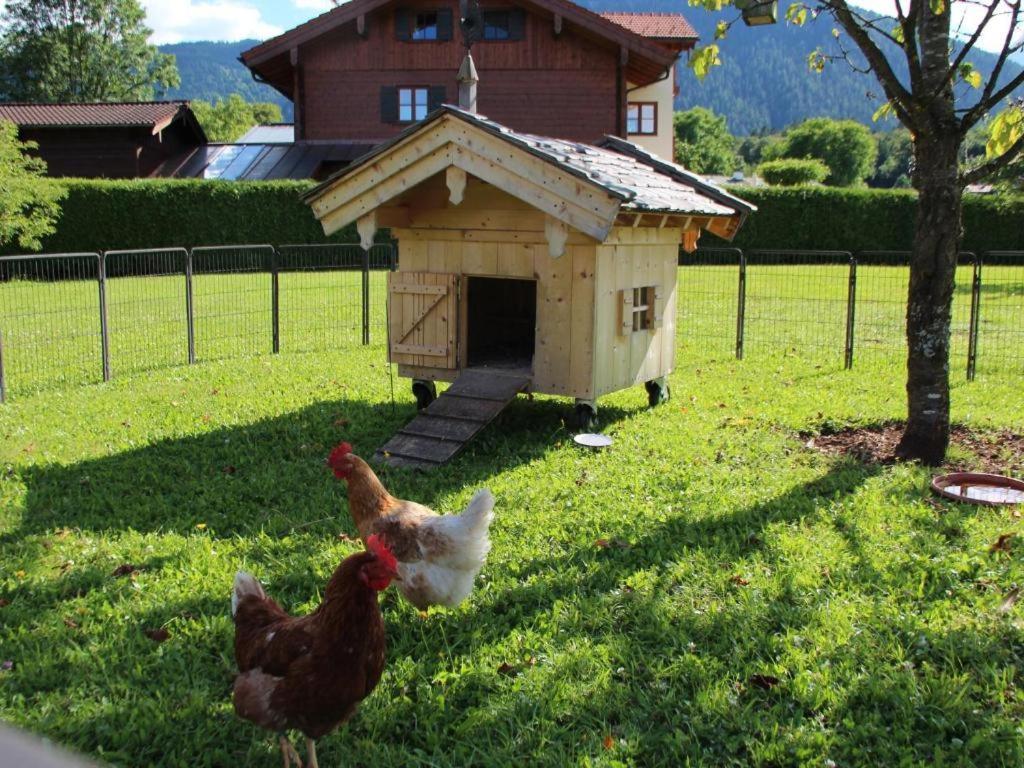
[0,101,192,131]
[599,12,698,40]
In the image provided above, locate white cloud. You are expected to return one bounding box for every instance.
[141,0,282,44]
[292,0,337,10]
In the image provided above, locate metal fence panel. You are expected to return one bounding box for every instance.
[103,249,189,378]
[744,250,853,360]
[0,253,102,397]
[190,245,274,362]
[677,247,743,357]
[976,251,1024,376]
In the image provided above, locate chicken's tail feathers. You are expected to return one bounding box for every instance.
[232,571,265,617]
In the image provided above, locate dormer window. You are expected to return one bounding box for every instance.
[412,11,438,40]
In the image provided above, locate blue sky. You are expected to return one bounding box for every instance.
[139,0,337,44]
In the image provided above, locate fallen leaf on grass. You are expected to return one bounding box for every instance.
[998,587,1021,614]
[144,628,170,643]
[112,564,140,578]
[595,538,631,550]
[14,571,25,579]
[990,533,1016,554]
[0,599,9,608]
[749,674,781,690]
[730,575,750,587]
[63,618,79,629]
[334,417,351,428]
[602,735,615,750]
[222,465,237,475]
[497,662,517,677]
[195,523,207,530]
[337,533,354,542]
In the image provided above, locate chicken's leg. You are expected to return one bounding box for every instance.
[278,733,303,768]
[306,738,319,768]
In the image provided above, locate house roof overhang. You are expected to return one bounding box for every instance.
[241,0,685,99]
[303,105,752,246]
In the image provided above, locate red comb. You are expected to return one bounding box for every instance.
[327,442,353,471]
[366,534,398,572]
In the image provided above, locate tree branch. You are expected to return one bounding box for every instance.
[943,0,1000,90]
[961,130,1024,185]
[818,0,916,126]
[962,0,1021,130]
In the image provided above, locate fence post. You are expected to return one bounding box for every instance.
[845,254,857,370]
[967,253,981,381]
[97,252,111,382]
[362,247,371,346]
[271,247,280,355]
[185,250,196,365]
[736,250,747,360]
[0,329,6,404]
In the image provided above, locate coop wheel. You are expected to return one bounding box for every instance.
[573,403,598,431]
[645,379,670,408]
[412,380,437,410]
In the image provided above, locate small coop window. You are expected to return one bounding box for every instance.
[413,11,439,39]
[627,103,657,136]
[620,286,663,335]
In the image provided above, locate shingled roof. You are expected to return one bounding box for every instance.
[598,12,698,41]
[0,101,198,134]
[304,105,753,243]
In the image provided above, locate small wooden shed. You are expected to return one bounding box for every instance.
[303,105,753,469]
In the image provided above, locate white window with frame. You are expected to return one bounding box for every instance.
[399,87,430,123]
[627,103,657,136]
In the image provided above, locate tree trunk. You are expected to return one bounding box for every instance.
[895,133,962,464]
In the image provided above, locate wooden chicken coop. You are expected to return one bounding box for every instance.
[304,104,753,470]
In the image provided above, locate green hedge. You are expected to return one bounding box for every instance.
[716,186,1024,253]
[4,179,1023,257]
[1,179,356,256]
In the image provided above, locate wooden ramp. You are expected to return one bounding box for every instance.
[376,369,530,470]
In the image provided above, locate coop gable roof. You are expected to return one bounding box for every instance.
[304,105,752,243]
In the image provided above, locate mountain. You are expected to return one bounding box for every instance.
[160,8,1021,136]
[580,0,1024,134]
[160,40,294,120]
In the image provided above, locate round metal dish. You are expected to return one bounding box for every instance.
[931,472,1024,506]
[574,433,613,449]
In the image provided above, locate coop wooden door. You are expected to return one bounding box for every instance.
[388,272,459,369]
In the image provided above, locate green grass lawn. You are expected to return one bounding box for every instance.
[1,339,1023,766]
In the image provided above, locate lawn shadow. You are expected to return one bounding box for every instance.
[8,394,643,543]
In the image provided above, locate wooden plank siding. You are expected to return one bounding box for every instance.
[296,0,621,144]
[592,226,681,398]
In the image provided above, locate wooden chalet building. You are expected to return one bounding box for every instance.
[240,0,697,167]
[0,102,207,179]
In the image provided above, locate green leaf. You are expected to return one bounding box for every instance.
[689,45,722,80]
[891,24,905,44]
[786,3,808,26]
[929,0,946,15]
[807,49,827,74]
[832,28,840,39]
[986,106,1024,159]
[958,63,982,89]
[689,0,725,10]
[715,20,729,40]
[872,101,896,123]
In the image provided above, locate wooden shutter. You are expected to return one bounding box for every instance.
[380,86,399,124]
[619,289,634,336]
[394,9,410,40]
[428,86,447,112]
[508,8,526,41]
[388,271,460,369]
[437,8,454,40]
